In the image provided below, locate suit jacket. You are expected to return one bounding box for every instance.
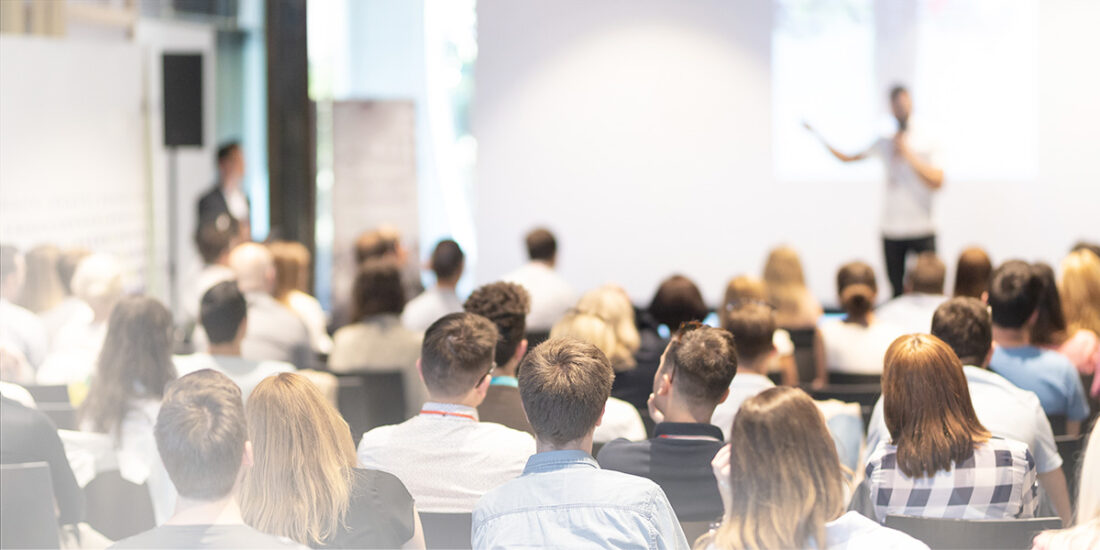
[478,384,534,435]
[197,183,249,229]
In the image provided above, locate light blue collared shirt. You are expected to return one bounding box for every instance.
[472,450,689,549]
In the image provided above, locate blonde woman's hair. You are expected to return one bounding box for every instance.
[723,275,767,311]
[763,246,810,321]
[1060,250,1100,335]
[241,373,357,546]
[551,312,620,370]
[267,241,311,305]
[575,285,640,371]
[698,387,846,550]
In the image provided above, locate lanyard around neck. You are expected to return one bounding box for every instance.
[420,409,477,421]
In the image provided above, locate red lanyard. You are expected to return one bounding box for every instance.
[657,434,721,441]
[420,409,477,421]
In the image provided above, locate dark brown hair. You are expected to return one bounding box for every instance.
[723,302,776,363]
[909,252,945,295]
[268,240,311,302]
[836,261,877,317]
[931,297,993,367]
[195,219,239,265]
[882,334,990,478]
[421,312,499,397]
[1031,262,1068,347]
[518,337,613,446]
[525,228,557,262]
[988,260,1042,328]
[81,296,178,441]
[953,247,992,299]
[155,369,246,499]
[649,275,708,329]
[661,323,738,405]
[431,239,465,281]
[464,282,530,366]
[351,259,406,321]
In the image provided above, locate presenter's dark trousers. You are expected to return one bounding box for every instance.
[883,234,936,298]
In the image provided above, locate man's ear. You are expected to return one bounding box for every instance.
[716,387,731,405]
[242,440,254,468]
[981,291,989,304]
[476,370,492,397]
[656,371,673,396]
[982,346,995,368]
[514,339,529,363]
[416,358,425,384]
[596,404,606,427]
[235,317,249,343]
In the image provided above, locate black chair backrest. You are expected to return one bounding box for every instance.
[525,331,551,350]
[83,471,156,541]
[1046,414,1068,437]
[679,521,714,546]
[23,385,70,405]
[828,372,882,385]
[810,384,881,428]
[785,327,817,383]
[36,403,77,431]
[0,462,61,549]
[337,371,407,444]
[884,515,1062,550]
[420,512,473,550]
[1055,434,1085,503]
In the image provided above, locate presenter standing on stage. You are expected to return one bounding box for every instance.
[805,85,944,297]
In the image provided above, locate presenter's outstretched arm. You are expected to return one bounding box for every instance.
[803,121,872,163]
[893,133,944,190]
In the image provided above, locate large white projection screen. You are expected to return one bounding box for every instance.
[474,0,1100,306]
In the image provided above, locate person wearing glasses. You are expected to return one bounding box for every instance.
[356,313,536,513]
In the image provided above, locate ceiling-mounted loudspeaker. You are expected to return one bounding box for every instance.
[162,53,203,147]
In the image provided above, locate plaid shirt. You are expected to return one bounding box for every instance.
[864,437,1038,522]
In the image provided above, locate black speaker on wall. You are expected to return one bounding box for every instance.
[162,53,204,147]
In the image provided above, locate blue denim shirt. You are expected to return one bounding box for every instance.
[472,450,689,549]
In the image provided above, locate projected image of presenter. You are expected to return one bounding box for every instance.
[804,85,944,298]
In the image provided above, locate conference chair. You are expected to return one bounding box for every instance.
[884,515,1062,550]
[525,330,551,350]
[827,372,882,385]
[785,327,817,382]
[1055,434,1085,502]
[0,462,61,549]
[809,384,881,427]
[679,521,716,546]
[336,370,407,443]
[419,512,473,550]
[83,470,156,541]
[1045,414,1068,436]
[35,402,77,431]
[23,385,70,405]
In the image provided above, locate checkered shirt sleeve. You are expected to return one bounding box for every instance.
[864,437,1038,522]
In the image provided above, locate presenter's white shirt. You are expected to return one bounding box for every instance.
[870,122,941,239]
[401,286,463,332]
[819,319,902,375]
[503,262,577,332]
[357,402,536,513]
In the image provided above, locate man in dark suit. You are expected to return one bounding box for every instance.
[197,142,250,240]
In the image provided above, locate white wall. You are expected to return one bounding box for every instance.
[474,0,1100,307]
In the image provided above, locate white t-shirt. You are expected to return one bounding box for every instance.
[593,396,647,443]
[173,353,296,402]
[869,122,941,239]
[503,262,577,332]
[401,286,463,332]
[710,372,777,441]
[875,293,948,336]
[819,319,902,375]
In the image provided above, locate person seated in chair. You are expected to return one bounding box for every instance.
[463,282,534,435]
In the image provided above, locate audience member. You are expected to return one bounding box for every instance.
[1,395,85,526]
[197,141,251,241]
[463,281,534,434]
[576,285,641,370]
[550,311,647,442]
[0,245,48,370]
[79,296,179,523]
[242,373,423,549]
[1034,261,1099,377]
[110,370,304,549]
[953,246,993,299]
[987,260,1089,434]
[598,322,735,522]
[1032,420,1100,550]
[185,220,239,323]
[503,227,576,332]
[473,337,689,549]
[702,387,926,550]
[41,247,94,345]
[352,225,422,303]
[711,303,777,439]
[402,239,465,332]
[1060,250,1100,384]
[357,313,535,513]
[330,259,425,417]
[721,275,798,385]
[1071,241,1100,259]
[648,274,709,332]
[818,261,899,378]
[865,334,1038,522]
[16,244,65,314]
[875,252,948,334]
[226,243,313,370]
[866,298,1073,523]
[175,282,296,401]
[763,245,823,328]
[268,240,332,355]
[39,253,126,384]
